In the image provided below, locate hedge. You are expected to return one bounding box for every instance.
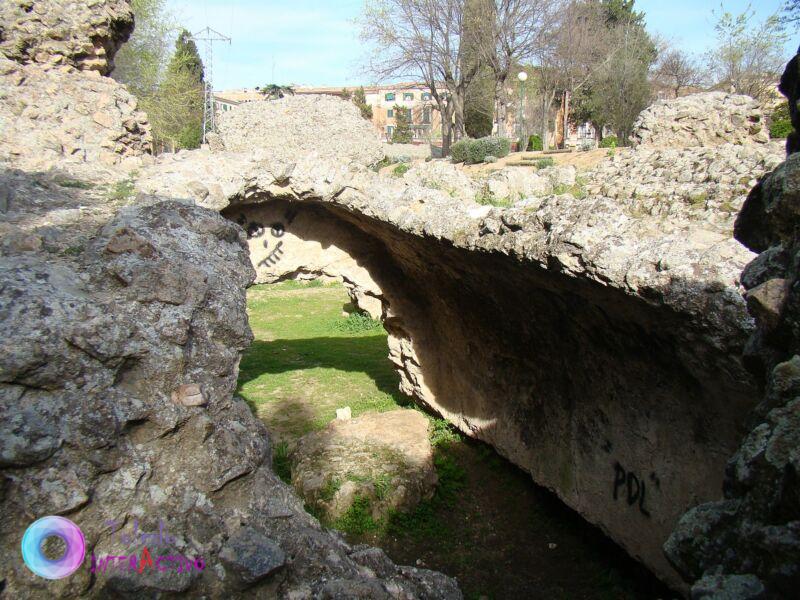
[528,134,543,151]
[451,136,511,164]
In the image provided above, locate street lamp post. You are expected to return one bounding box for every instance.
[517,71,528,151]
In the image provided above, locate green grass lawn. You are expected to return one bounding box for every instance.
[237,281,408,443]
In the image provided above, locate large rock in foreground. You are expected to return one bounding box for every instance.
[664,58,800,597]
[291,410,438,522]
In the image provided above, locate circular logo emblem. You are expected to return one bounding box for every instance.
[21,516,86,579]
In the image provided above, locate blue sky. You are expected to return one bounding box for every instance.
[165,0,797,90]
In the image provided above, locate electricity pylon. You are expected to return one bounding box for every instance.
[192,27,231,144]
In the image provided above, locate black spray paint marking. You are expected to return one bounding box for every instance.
[612,462,651,517]
[258,241,284,267]
[237,210,294,267]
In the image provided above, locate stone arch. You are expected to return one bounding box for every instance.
[223,195,757,591]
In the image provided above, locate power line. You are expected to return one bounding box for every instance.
[191,27,231,144]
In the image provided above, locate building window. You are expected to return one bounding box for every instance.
[421,92,432,101]
[422,107,431,124]
[387,109,394,118]
[386,125,394,137]
[385,92,395,101]
[404,92,414,101]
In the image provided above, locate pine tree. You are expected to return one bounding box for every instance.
[391,104,412,143]
[143,29,205,150]
[173,30,204,82]
[353,87,373,120]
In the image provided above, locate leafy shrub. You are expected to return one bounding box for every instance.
[599,136,618,149]
[534,157,555,169]
[528,134,543,151]
[770,118,793,139]
[450,136,511,164]
[483,155,498,164]
[107,177,137,202]
[371,156,397,172]
[335,310,383,333]
[393,163,410,177]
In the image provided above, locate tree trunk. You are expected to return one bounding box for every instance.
[453,92,466,140]
[541,90,554,151]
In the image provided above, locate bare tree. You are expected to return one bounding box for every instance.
[361,0,481,154]
[537,0,608,147]
[476,0,562,137]
[707,6,790,103]
[656,48,702,97]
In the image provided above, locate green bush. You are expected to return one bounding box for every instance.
[770,119,793,139]
[334,310,383,333]
[483,155,498,164]
[528,134,543,151]
[534,157,555,169]
[450,136,511,164]
[599,136,618,149]
[392,163,410,177]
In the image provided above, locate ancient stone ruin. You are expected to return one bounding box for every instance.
[1,1,798,598]
[0,2,459,598]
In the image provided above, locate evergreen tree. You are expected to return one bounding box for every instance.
[569,0,656,144]
[173,29,204,82]
[391,104,413,143]
[353,87,373,120]
[144,29,205,150]
[601,0,645,25]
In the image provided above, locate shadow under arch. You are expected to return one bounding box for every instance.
[223,194,758,591]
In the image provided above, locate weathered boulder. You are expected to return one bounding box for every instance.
[588,142,784,233]
[0,0,134,74]
[632,92,769,148]
[481,166,561,201]
[291,410,437,522]
[402,160,479,198]
[216,94,385,167]
[664,54,800,599]
[0,56,152,172]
